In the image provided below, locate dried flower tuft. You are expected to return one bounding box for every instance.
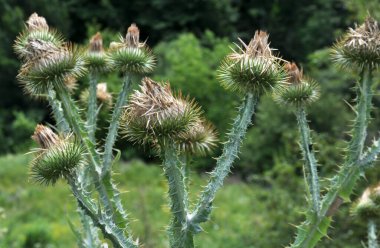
[89,32,104,53]
[96,83,112,104]
[26,13,49,32]
[284,62,303,84]
[32,124,59,149]
[126,23,140,48]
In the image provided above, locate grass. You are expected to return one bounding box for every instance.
[0,153,367,248]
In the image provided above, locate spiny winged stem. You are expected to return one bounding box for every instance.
[290,66,374,248]
[368,220,379,248]
[295,106,321,215]
[55,84,136,247]
[161,141,193,248]
[47,86,71,134]
[67,177,137,248]
[87,72,99,143]
[101,74,132,178]
[189,92,257,225]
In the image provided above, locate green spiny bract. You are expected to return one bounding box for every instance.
[121,77,202,146]
[108,23,155,74]
[332,16,380,69]
[218,30,286,95]
[29,124,85,185]
[352,184,380,221]
[273,62,320,108]
[84,32,109,73]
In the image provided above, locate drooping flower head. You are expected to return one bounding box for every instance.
[121,77,201,146]
[108,23,155,74]
[332,16,380,68]
[218,30,286,95]
[273,62,320,108]
[29,125,85,185]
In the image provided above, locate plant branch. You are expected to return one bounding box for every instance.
[295,106,321,215]
[368,219,379,248]
[87,72,99,143]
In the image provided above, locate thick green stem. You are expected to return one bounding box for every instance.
[189,93,257,226]
[295,106,320,215]
[290,66,373,248]
[162,142,193,248]
[101,74,132,178]
[368,219,379,248]
[87,72,99,143]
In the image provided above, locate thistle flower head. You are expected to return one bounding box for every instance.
[85,32,108,72]
[352,184,380,220]
[176,118,218,156]
[108,23,155,74]
[273,62,320,108]
[332,16,380,68]
[26,13,49,32]
[29,124,85,185]
[121,77,201,145]
[218,30,286,95]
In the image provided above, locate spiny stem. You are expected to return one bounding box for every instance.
[190,92,257,225]
[87,72,99,143]
[47,86,70,134]
[162,141,193,248]
[289,65,374,248]
[368,219,379,248]
[295,106,321,215]
[101,74,132,178]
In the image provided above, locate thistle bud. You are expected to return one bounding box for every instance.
[218,30,286,95]
[352,185,380,221]
[332,16,380,68]
[121,77,200,145]
[85,32,108,72]
[273,62,320,108]
[125,23,140,48]
[30,124,85,185]
[26,13,49,32]
[108,23,155,74]
[176,119,218,155]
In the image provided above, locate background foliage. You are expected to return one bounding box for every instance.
[1,0,380,247]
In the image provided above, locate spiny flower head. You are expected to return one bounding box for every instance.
[175,118,218,156]
[352,184,380,221]
[273,62,320,108]
[218,30,286,95]
[121,77,201,146]
[29,124,85,185]
[332,16,380,69]
[108,23,155,74]
[85,32,109,72]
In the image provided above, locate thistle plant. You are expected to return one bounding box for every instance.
[12,12,380,248]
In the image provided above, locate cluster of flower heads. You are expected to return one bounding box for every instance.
[352,183,380,221]
[30,125,85,185]
[273,62,320,108]
[121,78,217,155]
[218,30,287,95]
[333,16,380,68]
[14,13,86,97]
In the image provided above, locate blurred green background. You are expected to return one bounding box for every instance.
[1,0,380,247]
